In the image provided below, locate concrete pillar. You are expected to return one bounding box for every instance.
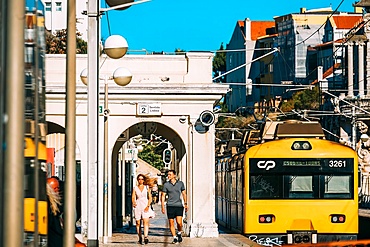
[347,43,354,97]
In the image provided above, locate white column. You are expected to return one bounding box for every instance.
[87,0,100,245]
[359,42,365,97]
[347,43,354,98]
[189,116,218,238]
[365,14,370,96]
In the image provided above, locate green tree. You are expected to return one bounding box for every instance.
[174,48,186,55]
[46,29,87,54]
[280,86,320,112]
[138,144,164,170]
[213,42,226,83]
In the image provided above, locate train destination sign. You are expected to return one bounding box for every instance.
[283,160,320,167]
[249,158,354,173]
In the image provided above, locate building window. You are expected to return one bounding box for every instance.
[268,64,273,73]
[45,2,51,11]
[56,2,62,11]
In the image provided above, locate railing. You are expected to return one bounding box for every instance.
[360,173,370,209]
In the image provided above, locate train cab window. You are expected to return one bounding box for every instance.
[288,176,314,199]
[250,175,282,199]
[323,175,351,198]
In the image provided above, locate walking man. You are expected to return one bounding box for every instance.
[161,170,188,244]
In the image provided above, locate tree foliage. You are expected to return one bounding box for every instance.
[174,48,186,54]
[280,86,320,112]
[46,29,87,54]
[216,115,254,129]
[138,144,164,171]
[213,42,226,83]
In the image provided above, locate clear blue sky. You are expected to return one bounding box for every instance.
[101,0,356,53]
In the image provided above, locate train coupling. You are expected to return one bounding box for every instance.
[287,230,317,244]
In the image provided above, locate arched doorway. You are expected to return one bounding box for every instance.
[111,122,186,229]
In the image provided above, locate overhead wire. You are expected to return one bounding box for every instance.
[303,9,369,84]
[104,1,112,37]
[295,0,344,47]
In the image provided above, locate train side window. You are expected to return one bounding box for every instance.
[250,175,282,199]
[288,176,314,199]
[231,170,237,201]
[323,175,351,198]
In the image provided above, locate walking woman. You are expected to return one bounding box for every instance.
[132,174,155,245]
[46,178,63,247]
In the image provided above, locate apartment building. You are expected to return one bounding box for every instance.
[225,19,275,112]
[225,6,362,113]
[42,0,87,40]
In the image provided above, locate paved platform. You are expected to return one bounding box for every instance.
[93,204,261,247]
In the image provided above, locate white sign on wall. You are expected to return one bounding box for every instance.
[136,103,162,116]
[125,148,138,161]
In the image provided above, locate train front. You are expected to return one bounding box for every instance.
[244,138,358,245]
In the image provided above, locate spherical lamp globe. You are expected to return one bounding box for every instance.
[137,145,144,153]
[113,67,132,86]
[80,68,88,85]
[104,35,128,59]
[105,0,134,10]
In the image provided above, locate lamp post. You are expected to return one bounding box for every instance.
[81,66,132,243]
[85,1,149,245]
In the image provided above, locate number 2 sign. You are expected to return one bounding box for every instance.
[136,103,162,116]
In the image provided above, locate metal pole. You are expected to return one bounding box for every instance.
[32,1,40,245]
[4,1,25,246]
[64,0,76,245]
[0,0,4,243]
[103,77,109,243]
[352,106,357,150]
[187,118,194,231]
[87,0,99,245]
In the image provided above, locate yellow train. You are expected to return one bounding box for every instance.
[216,121,358,245]
[24,137,48,245]
[23,1,48,246]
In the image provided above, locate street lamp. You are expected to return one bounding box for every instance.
[85,1,149,245]
[104,35,128,59]
[81,66,132,243]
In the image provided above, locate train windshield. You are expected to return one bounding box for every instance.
[249,157,354,200]
[250,174,353,199]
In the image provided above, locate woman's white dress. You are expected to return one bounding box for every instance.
[133,185,155,220]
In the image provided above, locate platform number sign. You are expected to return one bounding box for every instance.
[140,104,149,114]
[136,103,162,116]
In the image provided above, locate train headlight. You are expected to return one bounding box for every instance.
[330,214,345,223]
[291,141,312,150]
[258,214,275,223]
[302,142,311,150]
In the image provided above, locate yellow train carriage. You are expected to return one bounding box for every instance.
[244,138,358,244]
[24,137,48,244]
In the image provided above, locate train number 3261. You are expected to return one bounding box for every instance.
[329,160,346,168]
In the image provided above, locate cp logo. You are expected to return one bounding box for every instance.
[257,160,276,170]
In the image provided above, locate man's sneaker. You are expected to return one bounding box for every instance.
[172,236,178,244]
[177,232,183,243]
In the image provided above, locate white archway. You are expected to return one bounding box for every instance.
[45,52,228,238]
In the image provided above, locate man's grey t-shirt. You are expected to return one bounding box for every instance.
[162,180,185,207]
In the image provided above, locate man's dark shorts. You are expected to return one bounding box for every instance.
[166,206,184,219]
